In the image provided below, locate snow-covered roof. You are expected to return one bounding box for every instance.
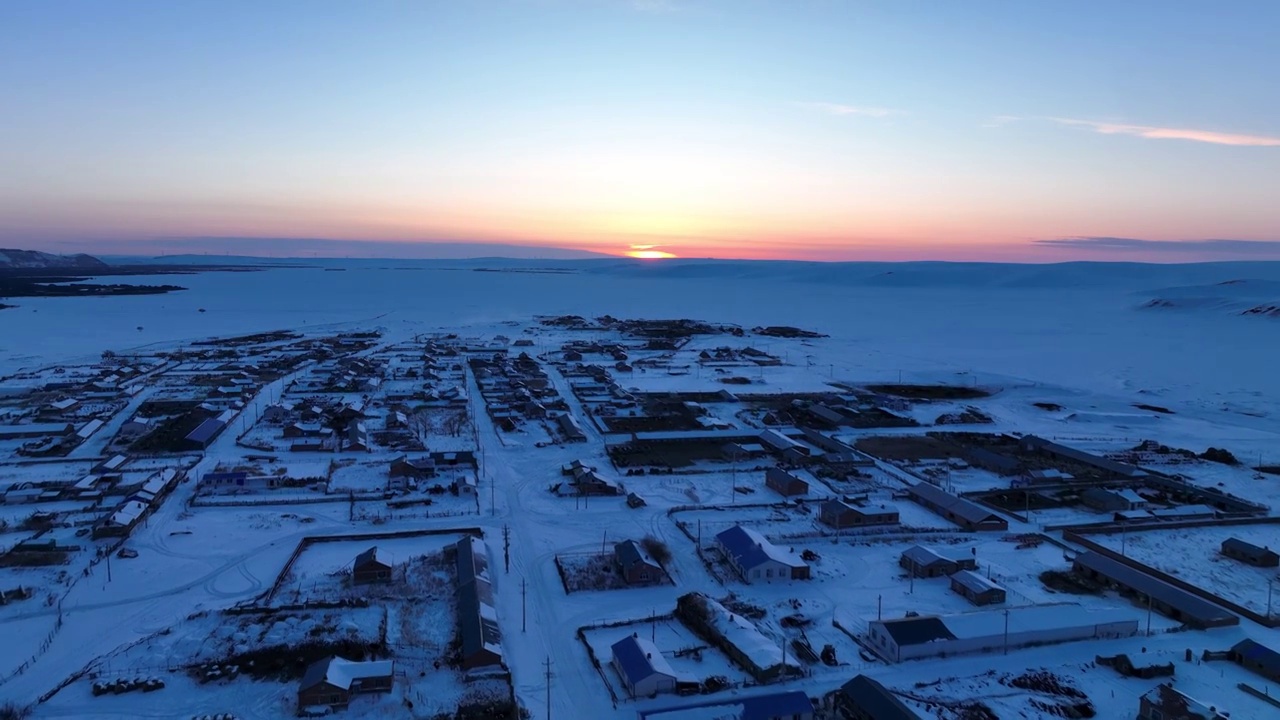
[612,635,683,685]
[299,656,394,692]
[949,569,1004,594]
[716,525,807,571]
[106,499,148,527]
[699,595,798,673]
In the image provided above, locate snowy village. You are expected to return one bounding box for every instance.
[0,315,1276,720]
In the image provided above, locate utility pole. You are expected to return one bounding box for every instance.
[877,594,882,620]
[1146,593,1153,636]
[543,656,554,720]
[601,530,608,554]
[1267,580,1273,619]
[503,525,511,573]
[1003,609,1010,655]
[521,577,528,632]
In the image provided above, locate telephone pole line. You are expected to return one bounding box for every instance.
[503,524,511,573]
[543,656,554,720]
[521,577,528,632]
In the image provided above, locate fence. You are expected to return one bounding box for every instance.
[258,526,483,606]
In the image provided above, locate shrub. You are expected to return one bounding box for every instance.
[641,536,672,565]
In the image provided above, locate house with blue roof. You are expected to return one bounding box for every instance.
[715,525,810,583]
[610,634,694,698]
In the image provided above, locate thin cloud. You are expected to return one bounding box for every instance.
[1036,237,1280,255]
[1050,117,1280,147]
[981,115,1020,128]
[797,102,903,118]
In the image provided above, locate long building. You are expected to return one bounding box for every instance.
[866,604,1138,662]
[905,482,1008,532]
[1071,552,1238,628]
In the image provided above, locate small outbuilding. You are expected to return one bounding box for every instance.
[1137,683,1226,720]
[352,547,393,585]
[764,468,809,497]
[1220,537,1280,567]
[949,569,1006,606]
[899,546,976,578]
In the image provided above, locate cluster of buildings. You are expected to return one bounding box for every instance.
[470,353,576,436]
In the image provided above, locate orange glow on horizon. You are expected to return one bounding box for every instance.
[627,249,678,259]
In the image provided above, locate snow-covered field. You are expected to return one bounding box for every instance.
[1,259,1280,720]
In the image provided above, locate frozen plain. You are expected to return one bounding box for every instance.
[2,258,1280,720]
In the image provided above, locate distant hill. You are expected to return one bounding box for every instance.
[0,248,109,270]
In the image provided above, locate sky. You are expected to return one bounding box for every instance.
[1,0,1278,262]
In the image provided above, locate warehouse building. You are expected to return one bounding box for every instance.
[866,604,1138,662]
[1071,552,1238,628]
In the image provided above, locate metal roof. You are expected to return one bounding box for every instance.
[1222,537,1277,559]
[875,616,955,647]
[299,656,394,693]
[611,635,676,686]
[354,546,391,570]
[907,482,1005,525]
[949,569,1004,594]
[1073,552,1237,626]
[1232,639,1280,674]
[615,540,660,571]
[716,525,806,571]
[184,417,226,445]
[901,545,965,569]
[838,675,921,720]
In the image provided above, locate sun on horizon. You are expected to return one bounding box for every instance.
[626,244,677,260]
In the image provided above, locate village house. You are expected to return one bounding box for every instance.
[297,656,394,712]
[283,422,331,439]
[832,674,921,720]
[899,545,977,578]
[614,540,664,585]
[949,569,1007,606]
[819,499,900,529]
[352,547,393,585]
[1230,638,1280,682]
[610,634,694,698]
[346,420,371,452]
[389,456,436,480]
[764,467,809,497]
[1137,683,1227,720]
[906,482,1008,532]
[1220,537,1280,567]
[715,525,810,583]
[261,403,291,423]
[119,416,156,437]
[1081,487,1147,512]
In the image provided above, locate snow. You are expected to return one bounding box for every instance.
[0,261,1279,720]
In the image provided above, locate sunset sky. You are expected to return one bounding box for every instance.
[2,1,1278,261]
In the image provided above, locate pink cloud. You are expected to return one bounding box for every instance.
[1051,117,1280,147]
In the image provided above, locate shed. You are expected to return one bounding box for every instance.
[352,547,393,585]
[1230,638,1280,682]
[949,570,1006,606]
[764,468,809,497]
[906,483,1008,532]
[1220,538,1279,567]
[899,546,976,578]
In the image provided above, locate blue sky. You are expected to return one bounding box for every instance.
[1,0,1277,260]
